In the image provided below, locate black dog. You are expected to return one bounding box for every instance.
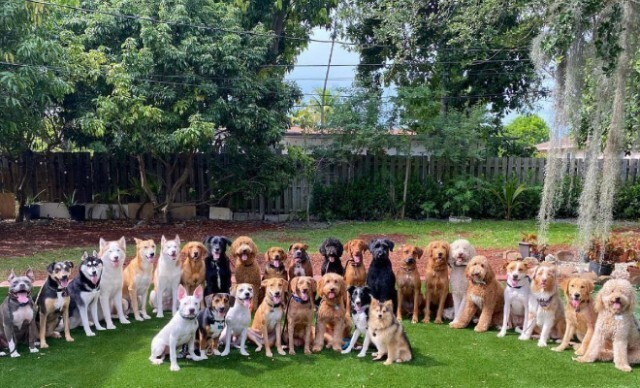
[319,237,344,276]
[203,236,233,296]
[366,238,396,309]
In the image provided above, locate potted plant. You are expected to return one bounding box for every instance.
[518,233,548,261]
[444,178,478,223]
[64,190,85,221]
[22,189,45,220]
[585,234,636,276]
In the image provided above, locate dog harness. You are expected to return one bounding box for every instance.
[291,294,309,304]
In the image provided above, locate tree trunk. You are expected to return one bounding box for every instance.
[320,25,337,127]
[161,154,194,224]
[400,146,412,219]
[136,154,160,221]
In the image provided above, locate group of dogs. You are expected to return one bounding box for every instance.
[1,235,639,373]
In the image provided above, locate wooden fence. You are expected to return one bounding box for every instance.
[2,153,640,217]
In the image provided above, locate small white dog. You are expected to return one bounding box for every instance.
[149,284,205,371]
[497,258,536,338]
[448,239,476,323]
[98,237,130,329]
[220,283,254,357]
[150,235,182,317]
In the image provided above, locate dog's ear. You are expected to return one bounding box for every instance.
[229,294,236,306]
[585,279,595,295]
[174,235,181,246]
[310,278,317,295]
[92,250,98,257]
[261,279,269,288]
[362,285,371,295]
[264,251,271,262]
[336,242,344,257]
[134,237,142,246]
[179,245,188,263]
[290,276,299,292]
[347,285,356,296]
[594,288,604,313]
[343,242,351,255]
[280,279,288,293]
[425,242,433,260]
[99,237,106,251]
[443,242,450,258]
[319,241,326,256]
[383,299,393,310]
[177,284,187,301]
[202,235,212,245]
[8,269,16,282]
[385,239,395,252]
[118,236,126,251]
[415,246,424,260]
[222,237,232,247]
[560,278,571,297]
[204,294,213,308]
[484,261,495,283]
[162,235,168,246]
[25,267,34,282]
[230,283,238,297]
[288,244,294,253]
[193,285,204,302]
[81,251,89,262]
[370,297,380,308]
[316,276,325,298]
[362,241,369,252]
[47,262,56,274]
[65,261,74,269]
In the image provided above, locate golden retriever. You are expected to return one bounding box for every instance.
[250,277,288,357]
[423,240,450,324]
[312,273,347,352]
[286,276,316,355]
[395,244,424,323]
[343,239,369,288]
[180,241,208,296]
[263,246,288,281]
[450,255,504,332]
[231,236,261,312]
[552,277,596,355]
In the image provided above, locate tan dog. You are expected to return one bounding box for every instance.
[423,241,450,324]
[576,276,640,372]
[231,236,261,312]
[450,255,504,332]
[552,277,596,355]
[313,273,347,352]
[286,276,316,355]
[288,243,313,280]
[368,299,413,365]
[395,245,424,323]
[263,247,288,281]
[180,242,208,296]
[519,262,565,347]
[497,258,537,338]
[250,277,288,357]
[122,238,156,321]
[343,239,369,287]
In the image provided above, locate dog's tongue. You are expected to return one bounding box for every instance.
[112,260,119,268]
[90,275,99,285]
[329,256,335,263]
[614,301,621,309]
[16,291,29,304]
[243,299,251,308]
[213,252,220,260]
[571,299,580,309]
[328,291,336,299]
[300,292,309,301]
[60,279,69,288]
[273,259,280,268]
[242,254,248,261]
[273,295,281,304]
[353,255,361,264]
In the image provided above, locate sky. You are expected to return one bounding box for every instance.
[285,28,555,127]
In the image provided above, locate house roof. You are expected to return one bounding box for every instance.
[285,126,414,136]
[535,137,575,151]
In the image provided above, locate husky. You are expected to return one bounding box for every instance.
[98,237,130,329]
[68,251,105,336]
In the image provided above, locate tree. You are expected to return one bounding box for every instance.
[291,88,338,129]
[0,1,75,220]
[501,114,550,156]
[61,0,302,222]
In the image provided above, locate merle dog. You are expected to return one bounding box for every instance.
[319,237,344,276]
[203,236,233,296]
[366,238,396,309]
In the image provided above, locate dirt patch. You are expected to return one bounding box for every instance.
[356,233,415,245]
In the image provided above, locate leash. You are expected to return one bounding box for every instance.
[280,294,294,340]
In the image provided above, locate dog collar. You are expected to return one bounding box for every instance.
[46,280,69,297]
[180,313,197,320]
[291,294,309,304]
[537,295,553,307]
[267,301,282,309]
[507,276,530,289]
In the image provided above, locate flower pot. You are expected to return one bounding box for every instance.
[588,261,614,276]
[68,205,86,221]
[22,204,40,220]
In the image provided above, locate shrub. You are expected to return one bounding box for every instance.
[311,178,396,221]
[614,182,640,219]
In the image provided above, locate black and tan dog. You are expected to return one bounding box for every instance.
[36,261,74,348]
[320,237,345,276]
[0,269,38,357]
[203,236,233,296]
[288,243,313,280]
[197,293,231,357]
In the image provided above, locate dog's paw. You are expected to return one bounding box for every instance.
[150,358,163,365]
[289,349,297,356]
[170,364,181,372]
[277,348,286,356]
[240,349,250,356]
[120,318,131,324]
[10,351,21,358]
[220,350,230,357]
[40,342,49,349]
[265,351,273,358]
[30,348,39,353]
[383,359,393,366]
[213,350,221,356]
[304,348,312,355]
[616,364,632,372]
[574,349,585,356]
[142,314,151,320]
[434,318,443,324]
[0,351,6,356]
[86,331,96,337]
[135,315,144,322]
[50,332,61,339]
[422,318,431,324]
[156,313,164,319]
[518,334,529,341]
[312,346,322,353]
[66,336,75,343]
[537,340,548,348]
[106,323,116,330]
[551,346,563,352]
[496,331,506,338]
[357,351,367,358]
[194,355,206,361]
[411,317,418,324]
[341,348,350,354]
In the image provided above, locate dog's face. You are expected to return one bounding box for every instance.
[370,298,394,326]
[177,284,203,319]
[47,261,74,288]
[400,245,423,269]
[449,239,476,267]
[161,234,181,261]
[80,250,103,285]
[134,237,156,264]
[504,258,536,288]
[320,238,344,263]
[369,238,394,261]
[232,283,254,308]
[344,239,368,265]
[466,255,494,284]
[426,240,449,267]
[204,236,232,261]
[531,263,558,293]
[289,243,309,264]
[205,293,231,316]
[318,273,345,301]
[290,276,316,302]
[261,278,288,306]
[265,247,287,269]
[563,277,594,310]
[181,242,207,264]
[8,268,34,304]
[595,278,636,315]
[348,285,372,313]
[232,237,257,265]
[99,236,126,268]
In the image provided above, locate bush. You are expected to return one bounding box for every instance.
[311,178,396,221]
[555,176,581,218]
[614,183,640,219]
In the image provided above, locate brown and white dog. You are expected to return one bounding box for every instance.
[286,276,316,355]
[519,262,565,347]
[450,255,504,332]
[423,241,450,324]
[343,239,369,288]
[263,247,288,281]
[497,258,537,338]
[313,273,347,352]
[288,243,313,280]
[197,292,230,356]
[576,275,640,372]
[122,238,157,321]
[395,244,424,323]
[180,242,208,296]
[552,277,596,355]
[249,277,288,357]
[36,261,74,348]
[231,236,261,312]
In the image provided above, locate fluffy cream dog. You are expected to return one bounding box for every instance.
[448,239,476,323]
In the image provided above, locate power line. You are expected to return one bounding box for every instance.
[18,0,531,54]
